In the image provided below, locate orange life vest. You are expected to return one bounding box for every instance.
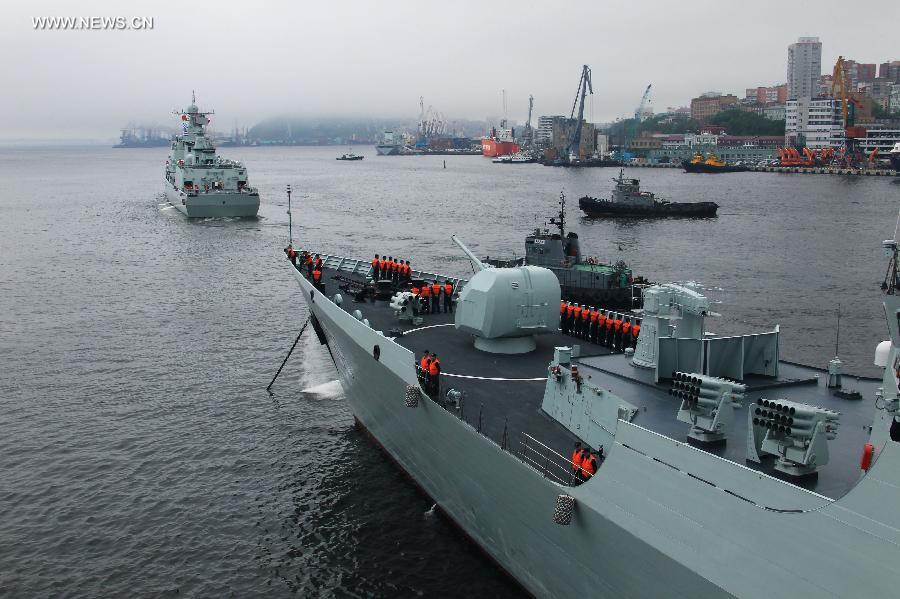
[632,324,641,337]
[560,301,567,315]
[391,261,398,272]
[312,269,322,282]
[420,286,431,297]
[305,255,313,265]
[581,309,589,321]
[420,356,431,370]
[315,258,322,269]
[411,286,420,295]
[590,310,599,322]
[622,322,631,335]
[431,283,440,296]
[372,258,378,268]
[403,264,411,276]
[428,359,440,376]
[606,317,614,329]
[378,259,386,270]
[614,319,622,331]
[444,284,453,296]
[571,448,585,473]
[581,455,597,478]
[573,306,582,319]
[566,304,575,317]
[597,314,606,326]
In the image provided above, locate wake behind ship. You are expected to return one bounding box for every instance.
[164,93,259,218]
[283,225,900,597]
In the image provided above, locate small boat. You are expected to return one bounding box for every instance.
[579,169,718,218]
[492,152,535,164]
[682,151,748,173]
[336,144,364,161]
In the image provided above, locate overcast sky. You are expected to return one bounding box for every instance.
[3,0,899,139]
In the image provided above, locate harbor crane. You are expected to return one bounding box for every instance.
[523,94,534,148]
[567,65,593,162]
[831,56,864,167]
[635,84,652,122]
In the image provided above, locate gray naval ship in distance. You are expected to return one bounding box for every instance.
[164,93,259,218]
[579,169,719,218]
[485,193,648,309]
[284,219,900,597]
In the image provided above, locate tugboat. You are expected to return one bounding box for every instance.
[336,145,364,161]
[164,93,259,218]
[682,151,749,173]
[483,192,647,308]
[579,169,719,218]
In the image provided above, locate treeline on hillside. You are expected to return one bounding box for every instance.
[606,109,785,143]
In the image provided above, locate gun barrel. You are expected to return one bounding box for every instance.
[451,235,487,272]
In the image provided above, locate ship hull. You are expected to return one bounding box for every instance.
[289,265,728,598]
[287,258,900,598]
[681,161,748,173]
[578,196,719,218]
[376,144,402,156]
[164,184,259,218]
[482,139,520,157]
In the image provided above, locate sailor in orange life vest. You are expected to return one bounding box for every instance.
[430,281,441,314]
[427,353,441,396]
[312,265,323,290]
[580,304,590,339]
[304,252,314,277]
[419,350,431,385]
[631,318,641,348]
[404,260,412,283]
[597,310,608,345]
[565,302,575,336]
[419,284,431,315]
[442,281,454,313]
[573,304,583,338]
[284,244,297,266]
[314,254,323,271]
[559,301,567,333]
[571,442,586,479]
[580,450,598,480]
[372,254,380,281]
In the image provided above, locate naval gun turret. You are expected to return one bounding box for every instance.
[452,236,560,354]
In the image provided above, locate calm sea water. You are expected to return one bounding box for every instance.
[1,145,897,596]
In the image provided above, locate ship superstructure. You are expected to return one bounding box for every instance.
[281,213,900,597]
[164,93,259,217]
[376,130,405,156]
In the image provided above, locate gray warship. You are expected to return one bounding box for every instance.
[579,169,719,218]
[164,93,259,218]
[283,220,900,597]
[485,193,646,309]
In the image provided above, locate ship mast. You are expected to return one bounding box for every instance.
[549,192,566,238]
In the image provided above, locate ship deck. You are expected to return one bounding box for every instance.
[307,259,879,499]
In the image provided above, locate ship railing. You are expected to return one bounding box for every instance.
[305,252,469,289]
[517,432,579,486]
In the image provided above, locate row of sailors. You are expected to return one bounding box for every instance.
[285,245,326,288]
[410,282,454,314]
[560,301,641,352]
[372,254,412,284]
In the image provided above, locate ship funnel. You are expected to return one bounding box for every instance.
[451,235,488,272]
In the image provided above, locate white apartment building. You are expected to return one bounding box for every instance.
[785,97,844,148]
